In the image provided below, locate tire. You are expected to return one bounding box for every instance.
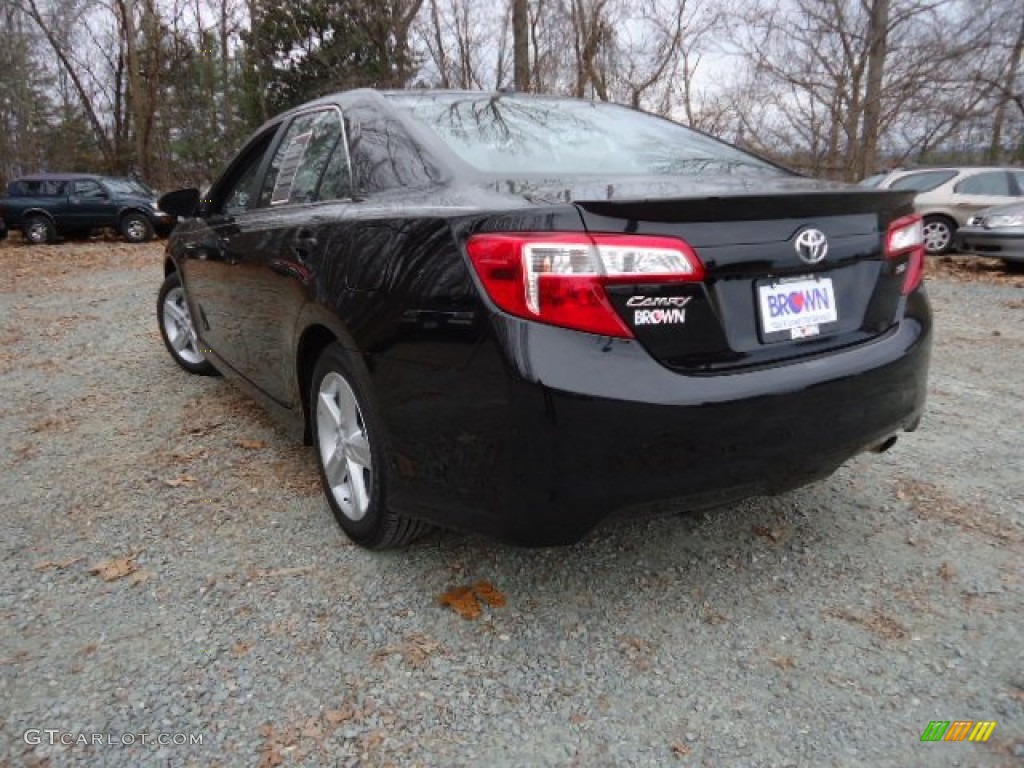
[311,342,429,549]
[157,272,218,376]
[121,212,154,243]
[922,215,956,255]
[1003,259,1024,274]
[23,215,56,245]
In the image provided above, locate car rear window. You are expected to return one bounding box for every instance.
[954,172,1012,196]
[387,93,783,177]
[887,171,957,192]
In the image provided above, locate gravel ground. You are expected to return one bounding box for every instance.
[1,239,1022,768]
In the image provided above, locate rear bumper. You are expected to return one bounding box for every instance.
[955,227,1024,262]
[378,291,932,546]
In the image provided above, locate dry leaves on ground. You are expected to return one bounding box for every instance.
[163,473,197,488]
[89,553,149,585]
[824,608,907,640]
[439,581,507,619]
[33,556,83,571]
[237,438,267,450]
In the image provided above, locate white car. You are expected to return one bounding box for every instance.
[860,167,1024,255]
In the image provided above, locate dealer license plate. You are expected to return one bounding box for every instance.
[758,277,838,339]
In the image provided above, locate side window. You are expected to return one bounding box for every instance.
[319,127,353,201]
[345,104,439,194]
[888,171,956,193]
[954,172,1011,196]
[1012,171,1024,195]
[73,180,106,199]
[259,110,343,207]
[215,129,277,216]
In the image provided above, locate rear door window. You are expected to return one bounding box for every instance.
[954,172,1012,196]
[259,109,344,207]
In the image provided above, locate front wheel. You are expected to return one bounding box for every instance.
[922,216,956,255]
[121,213,154,243]
[312,343,429,549]
[157,272,218,375]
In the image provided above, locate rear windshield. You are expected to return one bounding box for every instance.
[888,170,957,193]
[388,93,783,177]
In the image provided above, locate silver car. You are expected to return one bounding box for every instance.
[860,167,1024,255]
[955,200,1024,269]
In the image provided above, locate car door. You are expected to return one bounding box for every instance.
[949,171,1019,220]
[178,126,282,372]
[211,107,351,404]
[68,179,117,229]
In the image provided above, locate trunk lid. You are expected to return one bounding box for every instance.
[523,176,919,372]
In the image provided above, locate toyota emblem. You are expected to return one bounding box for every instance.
[794,228,828,264]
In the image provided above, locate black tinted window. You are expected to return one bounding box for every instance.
[260,110,343,206]
[216,130,276,215]
[388,93,780,177]
[73,180,107,198]
[14,179,67,196]
[955,172,1012,196]
[346,104,439,193]
[888,171,957,192]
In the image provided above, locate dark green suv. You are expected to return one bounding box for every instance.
[0,173,176,244]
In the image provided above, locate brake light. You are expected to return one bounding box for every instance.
[885,215,925,295]
[465,233,704,337]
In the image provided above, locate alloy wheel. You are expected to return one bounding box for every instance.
[125,218,149,242]
[162,286,206,365]
[316,372,373,522]
[26,219,49,244]
[922,220,952,254]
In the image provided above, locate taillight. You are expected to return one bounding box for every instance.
[465,233,704,338]
[885,215,925,295]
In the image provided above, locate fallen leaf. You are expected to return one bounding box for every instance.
[163,474,197,488]
[238,438,267,450]
[671,742,691,756]
[232,642,252,658]
[248,566,315,580]
[186,421,225,437]
[128,570,151,587]
[325,709,353,725]
[89,554,140,582]
[34,556,83,571]
[439,586,481,620]
[770,656,795,670]
[939,562,956,582]
[473,581,506,607]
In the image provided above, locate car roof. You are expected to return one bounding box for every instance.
[888,166,1019,175]
[12,172,101,181]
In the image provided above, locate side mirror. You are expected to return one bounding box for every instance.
[159,188,201,218]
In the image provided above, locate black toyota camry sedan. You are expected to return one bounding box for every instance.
[157,89,931,549]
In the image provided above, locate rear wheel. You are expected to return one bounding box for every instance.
[121,212,154,243]
[312,342,429,549]
[1003,259,1024,273]
[922,215,956,255]
[24,215,56,245]
[157,272,218,375]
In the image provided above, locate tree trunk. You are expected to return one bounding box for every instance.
[512,0,529,91]
[860,0,890,179]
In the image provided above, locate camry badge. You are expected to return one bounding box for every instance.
[794,228,829,264]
